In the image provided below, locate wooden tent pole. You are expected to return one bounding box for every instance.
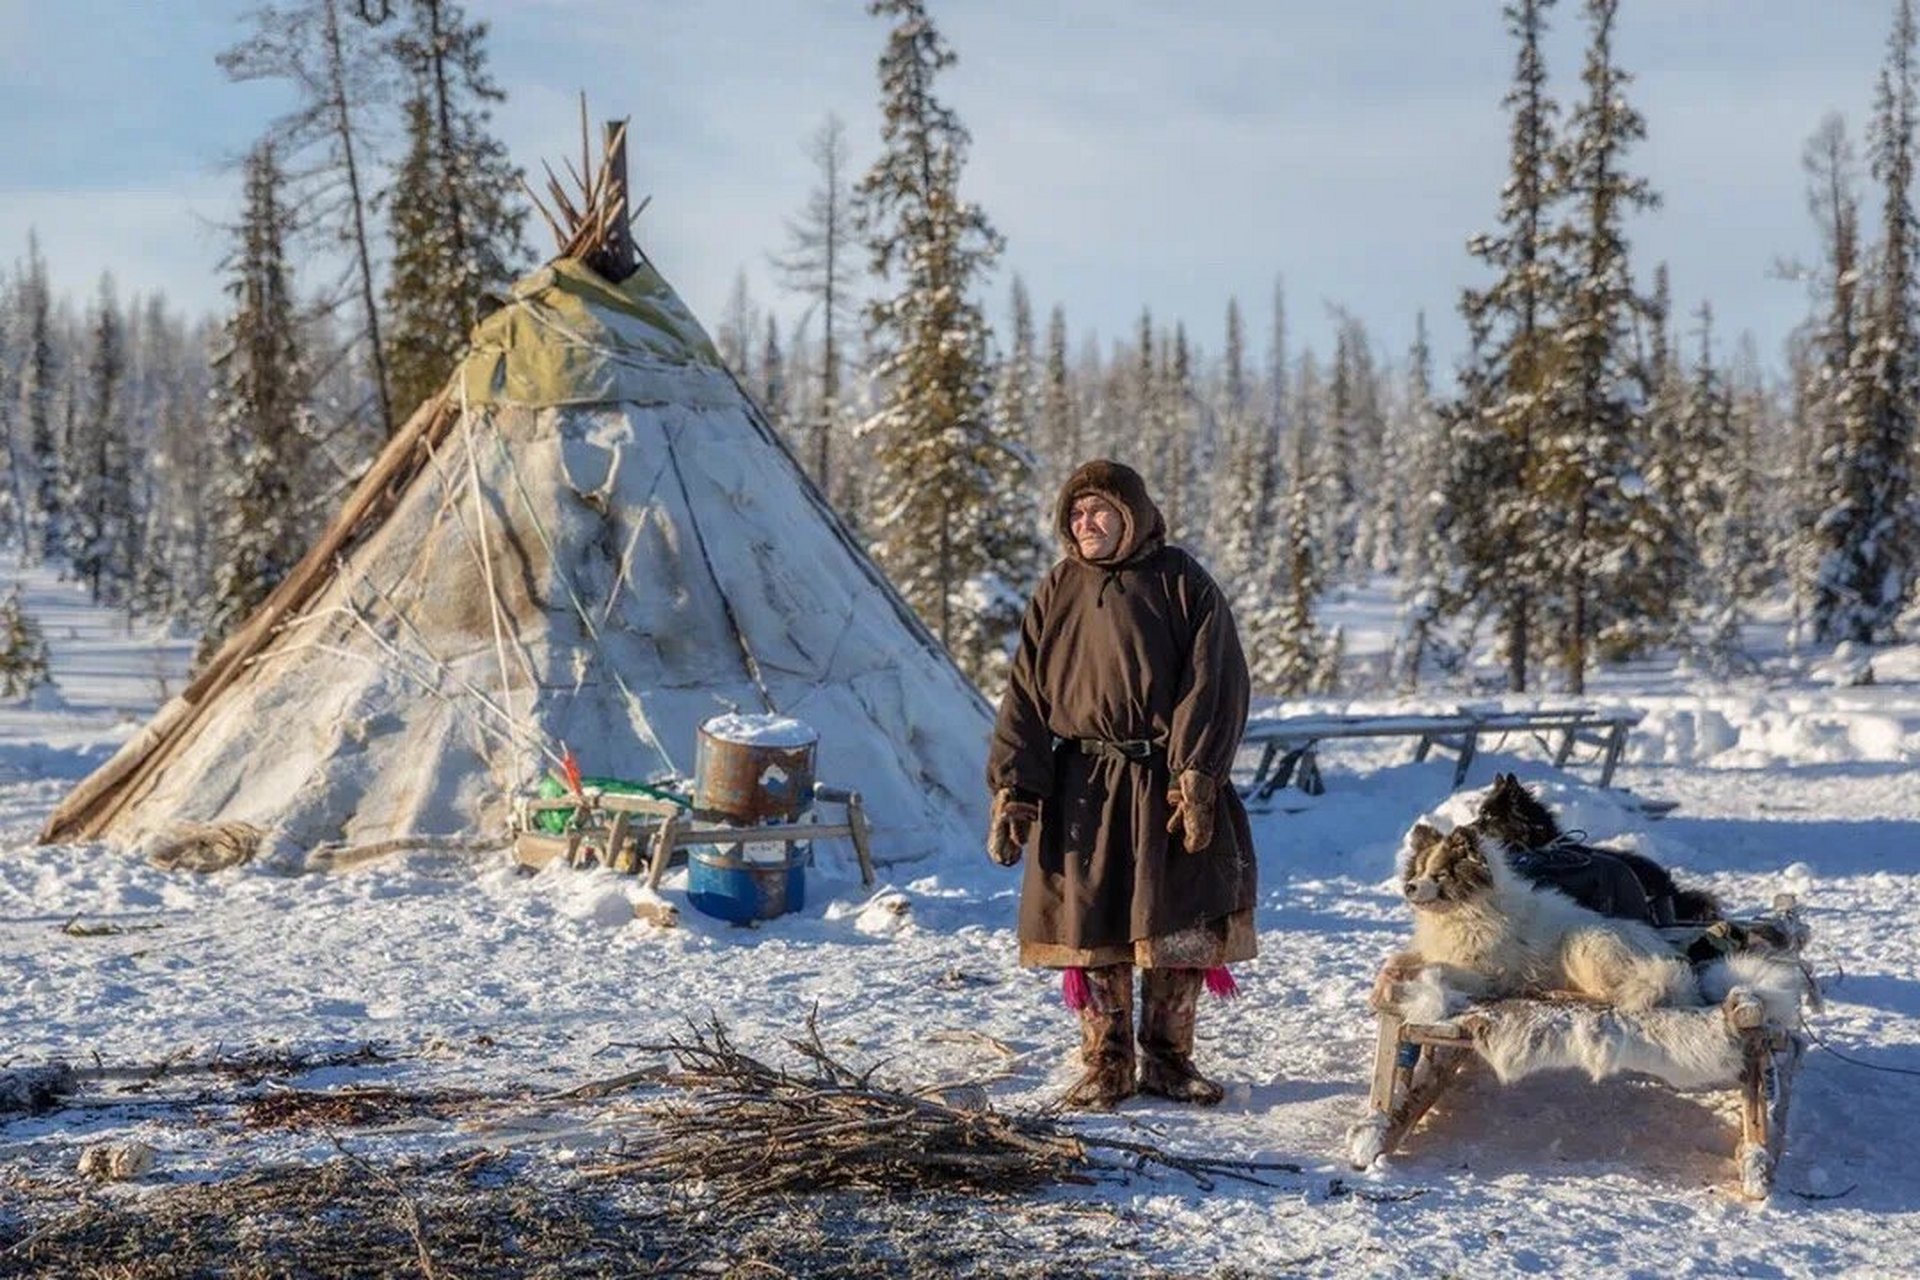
[600,120,637,280]
[38,387,459,844]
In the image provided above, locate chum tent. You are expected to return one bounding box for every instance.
[40,137,991,873]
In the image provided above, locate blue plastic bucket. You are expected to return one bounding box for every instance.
[686,842,809,924]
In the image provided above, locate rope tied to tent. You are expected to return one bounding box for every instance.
[459,376,528,773]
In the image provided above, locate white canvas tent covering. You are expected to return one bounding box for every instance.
[41,256,991,870]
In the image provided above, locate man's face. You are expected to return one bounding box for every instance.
[1069,494,1124,561]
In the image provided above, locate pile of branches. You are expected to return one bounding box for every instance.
[242,1084,487,1131]
[0,1151,667,1280]
[0,1042,396,1117]
[0,1150,1148,1280]
[589,1017,1300,1200]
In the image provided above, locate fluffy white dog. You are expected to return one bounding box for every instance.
[1388,822,1700,1015]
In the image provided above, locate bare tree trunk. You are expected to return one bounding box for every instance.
[819,169,839,498]
[423,0,470,265]
[1567,504,1588,694]
[1507,597,1529,692]
[321,0,394,437]
[938,505,952,648]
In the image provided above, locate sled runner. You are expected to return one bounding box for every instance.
[1348,895,1810,1200]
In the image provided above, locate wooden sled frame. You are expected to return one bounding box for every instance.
[1349,900,1810,1201]
[510,782,877,889]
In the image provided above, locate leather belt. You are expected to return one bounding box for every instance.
[1074,738,1158,762]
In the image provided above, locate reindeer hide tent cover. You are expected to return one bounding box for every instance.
[40,256,991,869]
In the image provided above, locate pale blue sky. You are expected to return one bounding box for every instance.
[0,1,1897,373]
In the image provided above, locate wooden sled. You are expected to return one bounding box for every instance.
[1348,897,1810,1201]
[509,782,877,889]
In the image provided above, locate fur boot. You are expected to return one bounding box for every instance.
[1138,968,1224,1105]
[1062,963,1135,1110]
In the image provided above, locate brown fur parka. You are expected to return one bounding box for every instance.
[990,460,1259,968]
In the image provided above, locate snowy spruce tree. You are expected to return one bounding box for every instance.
[1674,304,1751,672]
[1443,0,1566,692]
[761,314,790,438]
[1816,0,1920,644]
[1260,278,1290,602]
[383,0,527,422]
[1268,415,1330,696]
[1795,114,1863,645]
[202,144,318,661]
[0,586,51,699]
[856,0,1038,690]
[1210,295,1269,602]
[67,276,135,607]
[1160,322,1197,544]
[0,274,17,548]
[1636,262,1696,629]
[1038,303,1077,492]
[715,271,761,387]
[993,276,1038,505]
[1213,292,1291,663]
[1322,315,1365,577]
[1538,0,1665,690]
[1393,313,1455,689]
[14,237,61,565]
[220,0,397,438]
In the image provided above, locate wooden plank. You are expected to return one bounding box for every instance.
[1296,749,1324,796]
[1451,730,1479,789]
[1367,1012,1406,1117]
[605,810,635,875]
[667,821,854,847]
[513,831,572,870]
[847,792,877,888]
[1599,720,1629,788]
[525,792,683,819]
[1737,1034,1772,1198]
[1248,741,1281,792]
[1378,1046,1470,1156]
[1543,725,1574,767]
[645,811,683,889]
[1766,1035,1805,1187]
[1254,745,1310,800]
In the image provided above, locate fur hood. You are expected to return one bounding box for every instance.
[1054,459,1168,565]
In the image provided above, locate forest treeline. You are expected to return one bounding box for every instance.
[3,0,1915,698]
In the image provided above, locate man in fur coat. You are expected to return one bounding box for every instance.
[987,459,1258,1109]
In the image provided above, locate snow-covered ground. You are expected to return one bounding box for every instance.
[4,561,1919,1276]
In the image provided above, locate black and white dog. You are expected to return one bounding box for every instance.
[1475,773,1721,928]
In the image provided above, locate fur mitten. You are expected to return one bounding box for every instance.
[1164,770,1218,854]
[988,788,1040,866]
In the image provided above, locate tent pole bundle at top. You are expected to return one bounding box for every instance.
[40,114,991,876]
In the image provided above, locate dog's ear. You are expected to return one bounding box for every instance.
[1450,824,1492,866]
[1493,772,1517,795]
[1407,822,1443,857]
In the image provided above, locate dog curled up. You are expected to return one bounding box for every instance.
[1383,821,1700,1021]
[1475,772,1722,927]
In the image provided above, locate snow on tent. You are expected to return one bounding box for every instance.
[38,126,991,876]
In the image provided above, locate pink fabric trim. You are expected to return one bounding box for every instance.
[1062,966,1093,1011]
